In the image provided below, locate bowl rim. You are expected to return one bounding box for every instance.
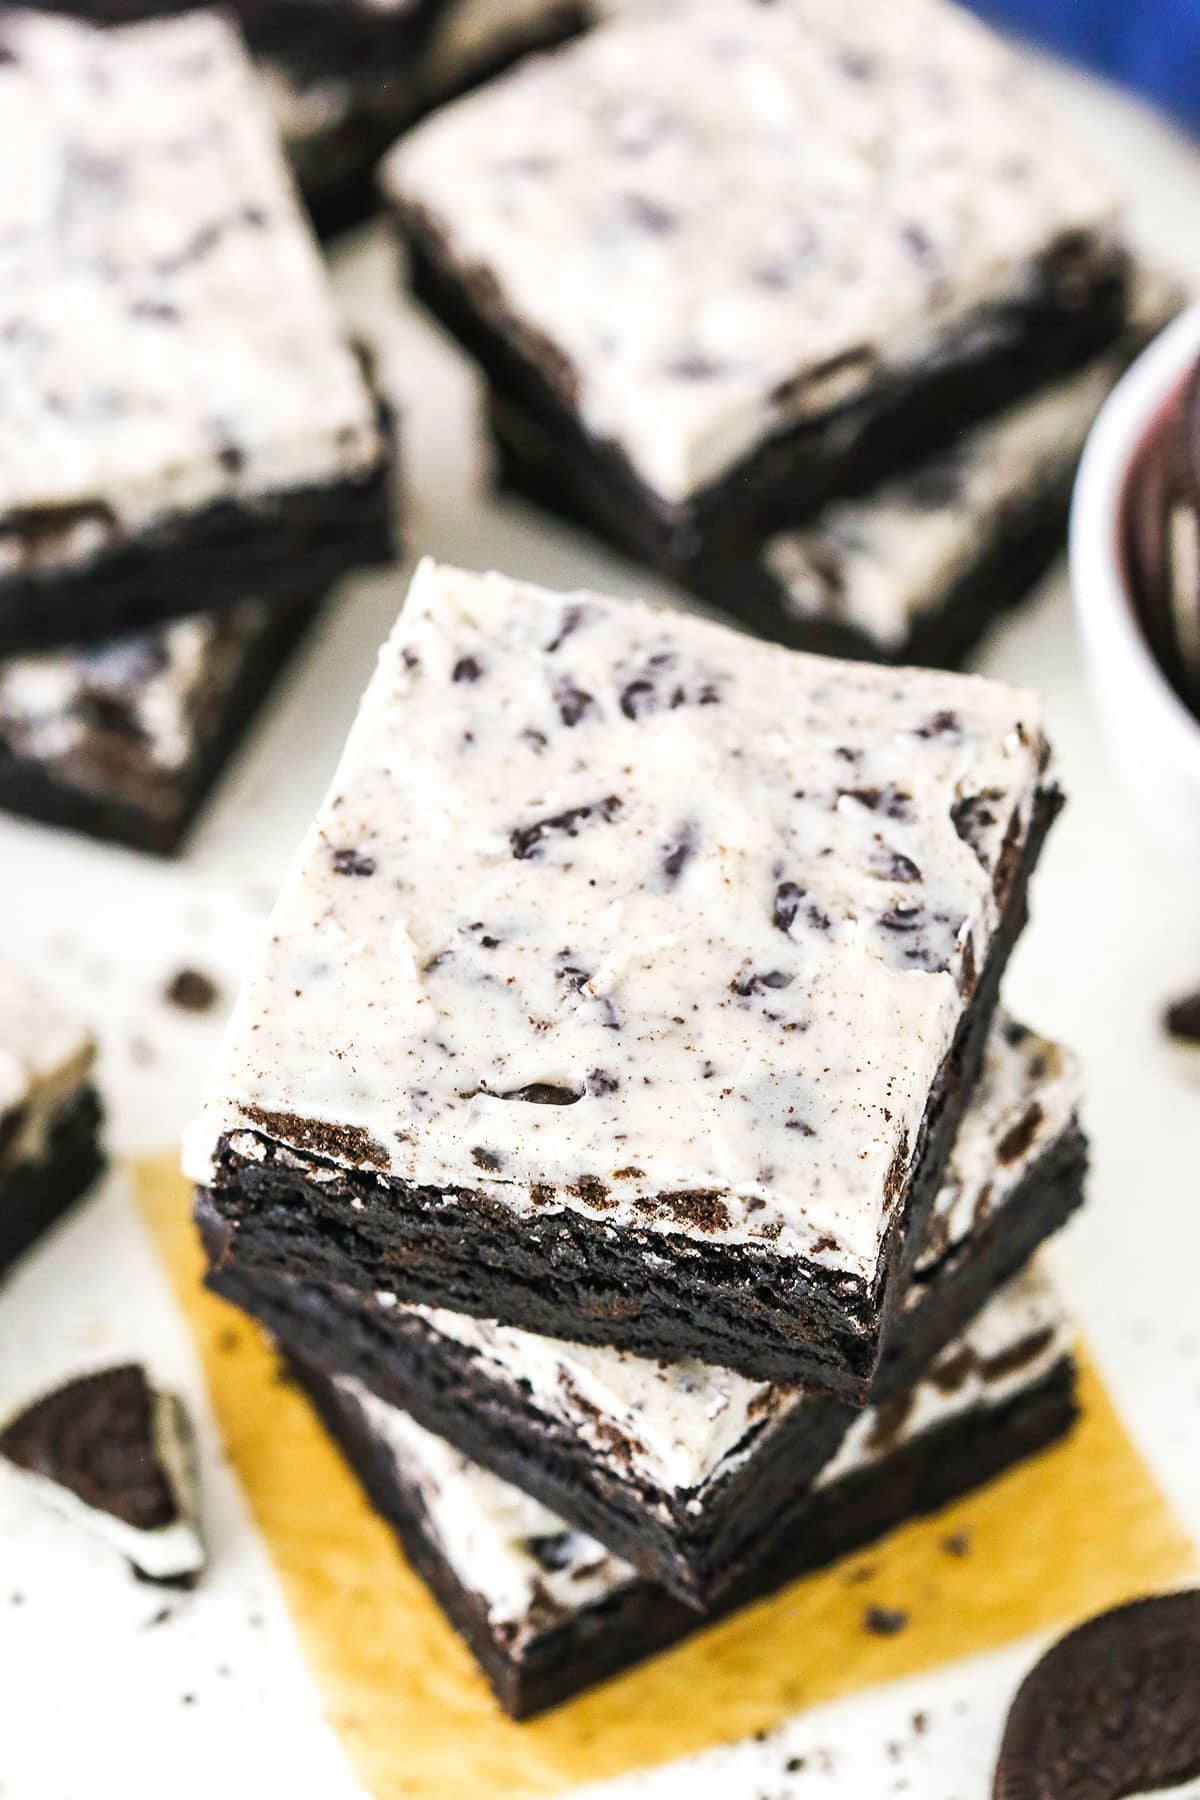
[1070,299,1200,779]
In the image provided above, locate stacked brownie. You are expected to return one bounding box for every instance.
[380,0,1179,667]
[0,9,395,852]
[190,559,1088,1716]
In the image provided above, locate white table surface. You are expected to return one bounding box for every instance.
[2,39,1200,1800]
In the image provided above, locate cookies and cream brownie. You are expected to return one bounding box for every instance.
[0,9,393,654]
[382,0,1128,579]
[190,560,1063,1396]
[0,964,103,1279]
[203,1014,1085,1606]
[0,597,319,855]
[292,1266,1078,1718]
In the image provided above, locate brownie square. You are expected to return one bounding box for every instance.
[0,10,393,654]
[291,1265,1079,1719]
[0,596,320,855]
[204,1012,1086,1607]
[381,0,1129,581]
[0,964,104,1279]
[191,560,1062,1397]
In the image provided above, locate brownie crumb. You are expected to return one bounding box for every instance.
[864,1604,909,1636]
[165,968,219,1013]
[1165,989,1200,1046]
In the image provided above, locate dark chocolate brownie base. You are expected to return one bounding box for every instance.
[23,0,442,88]
[0,1086,104,1281]
[490,391,1077,670]
[396,202,1129,575]
[202,1117,1085,1607]
[292,1352,1079,1719]
[198,784,1062,1400]
[0,596,321,856]
[0,450,394,657]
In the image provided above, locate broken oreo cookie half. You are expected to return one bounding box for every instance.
[0,1364,205,1586]
[994,1590,1200,1798]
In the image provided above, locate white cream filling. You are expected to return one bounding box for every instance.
[189,562,1052,1287]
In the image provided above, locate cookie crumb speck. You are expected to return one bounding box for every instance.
[165,968,219,1013]
[865,1604,909,1636]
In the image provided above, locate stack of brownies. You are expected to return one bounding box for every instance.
[380,0,1181,668]
[189,557,1087,1717]
[0,8,395,854]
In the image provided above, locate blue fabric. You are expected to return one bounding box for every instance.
[967,0,1200,131]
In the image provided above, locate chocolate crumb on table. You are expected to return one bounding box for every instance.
[0,962,103,1281]
[190,559,1064,1398]
[383,0,1129,590]
[288,1267,1078,1719]
[0,10,393,657]
[165,969,221,1015]
[202,1011,1086,1607]
[864,1604,909,1637]
[0,1365,205,1587]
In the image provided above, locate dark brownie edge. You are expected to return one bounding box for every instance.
[395,200,1129,570]
[0,449,394,657]
[489,390,1077,671]
[199,783,1061,1397]
[0,1085,105,1281]
[0,595,322,856]
[290,1351,1079,1719]
[201,1112,1085,1607]
[26,0,443,86]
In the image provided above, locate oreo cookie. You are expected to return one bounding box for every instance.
[0,1365,205,1585]
[994,1591,1200,1798]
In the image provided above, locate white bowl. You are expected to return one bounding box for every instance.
[1070,300,1200,862]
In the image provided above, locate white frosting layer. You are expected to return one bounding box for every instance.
[0,10,382,574]
[762,358,1122,652]
[0,603,274,777]
[0,961,95,1171]
[337,1266,1070,1637]
[349,1378,633,1642]
[383,0,1117,503]
[189,562,1054,1284]
[383,1014,1079,1498]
